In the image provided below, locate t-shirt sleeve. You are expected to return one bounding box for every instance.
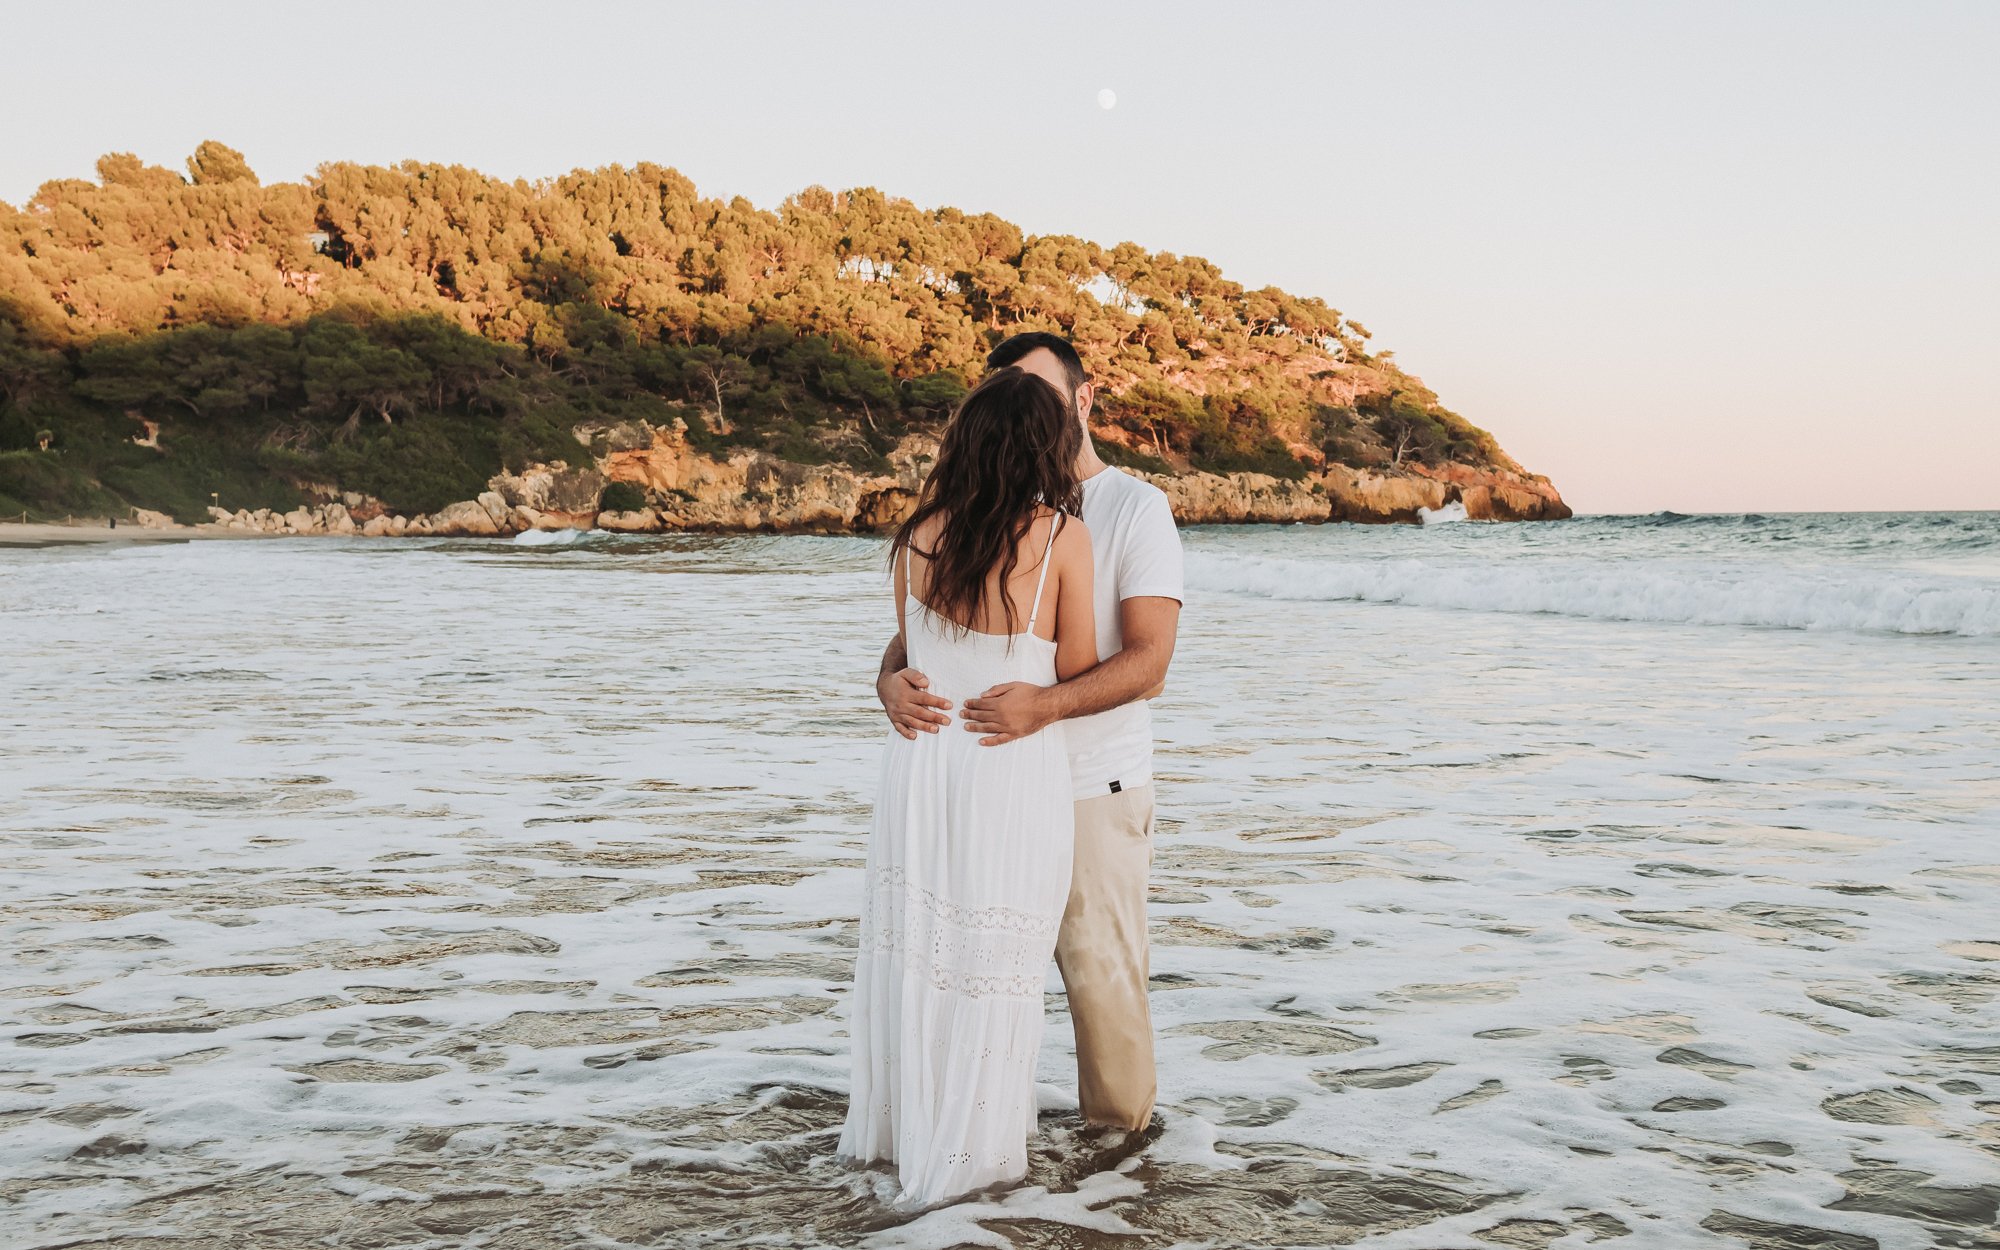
[1119,491,1184,603]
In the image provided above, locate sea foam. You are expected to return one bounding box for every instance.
[511,527,606,546]
[5,529,1996,1247]
[1185,553,2000,637]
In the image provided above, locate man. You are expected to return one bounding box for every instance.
[875,331,1184,1132]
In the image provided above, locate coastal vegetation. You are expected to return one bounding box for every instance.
[1,142,1536,523]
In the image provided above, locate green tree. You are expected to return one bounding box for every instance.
[300,320,427,431]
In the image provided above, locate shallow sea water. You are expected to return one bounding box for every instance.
[3,516,1997,1249]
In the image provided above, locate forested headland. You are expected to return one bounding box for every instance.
[0,141,1567,529]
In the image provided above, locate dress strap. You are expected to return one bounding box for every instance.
[1025,513,1063,635]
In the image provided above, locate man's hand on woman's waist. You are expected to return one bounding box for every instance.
[964,595,1180,746]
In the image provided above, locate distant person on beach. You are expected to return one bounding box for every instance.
[852,332,1184,1199]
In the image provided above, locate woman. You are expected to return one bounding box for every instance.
[839,367,1097,1207]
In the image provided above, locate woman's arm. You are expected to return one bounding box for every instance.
[891,540,909,663]
[1050,516,1097,682]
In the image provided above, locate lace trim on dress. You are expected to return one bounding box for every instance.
[864,865,1063,937]
[859,865,1059,1001]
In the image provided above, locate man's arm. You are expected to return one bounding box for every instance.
[876,633,951,739]
[959,596,1179,746]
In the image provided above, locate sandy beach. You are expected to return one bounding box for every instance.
[0,521,279,549]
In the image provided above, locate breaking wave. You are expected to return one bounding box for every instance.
[511,528,607,546]
[1185,553,2000,637]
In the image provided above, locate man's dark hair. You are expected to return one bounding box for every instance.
[986,332,1087,393]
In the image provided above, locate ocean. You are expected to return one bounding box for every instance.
[3,511,1996,1248]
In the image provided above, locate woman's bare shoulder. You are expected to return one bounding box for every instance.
[1054,512,1092,561]
[1024,505,1069,544]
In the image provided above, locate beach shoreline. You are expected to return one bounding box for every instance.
[0,521,282,549]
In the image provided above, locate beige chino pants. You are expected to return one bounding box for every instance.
[1054,782,1157,1131]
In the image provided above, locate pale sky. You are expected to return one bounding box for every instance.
[6,1,1995,514]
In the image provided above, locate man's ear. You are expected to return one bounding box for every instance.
[1075,381,1094,426]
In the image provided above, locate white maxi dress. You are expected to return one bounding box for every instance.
[839,522,1076,1207]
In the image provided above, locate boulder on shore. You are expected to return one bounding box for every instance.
[491,463,607,518]
[595,508,660,532]
[475,491,512,530]
[1152,471,1328,525]
[1322,466,1455,524]
[588,421,932,533]
[321,502,357,535]
[424,500,501,537]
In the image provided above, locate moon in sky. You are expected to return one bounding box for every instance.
[1097,88,1117,110]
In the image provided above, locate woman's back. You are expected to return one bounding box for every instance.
[841,364,1098,1208]
[842,510,1086,1206]
[901,509,1066,707]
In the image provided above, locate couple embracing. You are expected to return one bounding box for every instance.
[837,332,1185,1206]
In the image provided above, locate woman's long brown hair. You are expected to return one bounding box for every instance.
[891,366,1084,638]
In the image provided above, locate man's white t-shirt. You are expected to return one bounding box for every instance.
[1068,466,1184,801]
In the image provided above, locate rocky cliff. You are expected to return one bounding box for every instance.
[202,418,1569,537]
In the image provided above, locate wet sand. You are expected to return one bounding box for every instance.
[3,531,1997,1249]
[0,522,269,549]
